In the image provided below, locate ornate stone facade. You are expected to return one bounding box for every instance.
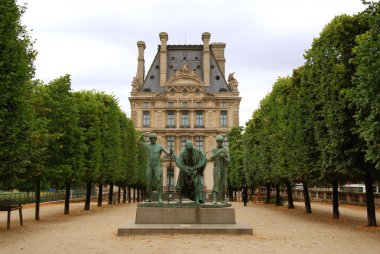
[129,32,241,196]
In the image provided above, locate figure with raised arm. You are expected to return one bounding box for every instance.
[138,132,171,203]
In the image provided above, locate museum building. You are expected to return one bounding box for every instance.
[129,32,241,195]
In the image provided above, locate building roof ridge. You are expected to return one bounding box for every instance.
[158,44,203,50]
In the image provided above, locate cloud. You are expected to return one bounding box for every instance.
[19,0,367,126]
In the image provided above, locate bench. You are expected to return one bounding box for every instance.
[0,200,23,230]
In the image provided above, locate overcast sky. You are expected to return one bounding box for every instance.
[19,0,367,126]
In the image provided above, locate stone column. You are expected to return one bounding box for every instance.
[190,110,194,129]
[137,41,146,86]
[176,110,180,129]
[159,32,168,86]
[202,32,211,86]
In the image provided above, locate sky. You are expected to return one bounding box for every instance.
[19,0,368,126]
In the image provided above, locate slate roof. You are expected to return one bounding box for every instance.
[141,45,229,93]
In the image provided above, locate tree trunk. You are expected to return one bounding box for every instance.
[303,181,312,213]
[228,188,233,201]
[84,182,91,210]
[265,184,271,204]
[133,188,136,202]
[286,181,294,209]
[123,186,127,203]
[332,180,339,219]
[117,186,121,204]
[137,188,140,202]
[64,182,71,215]
[35,178,41,220]
[275,184,282,206]
[250,185,255,202]
[108,182,114,205]
[141,189,145,201]
[128,186,131,203]
[97,183,103,207]
[364,168,377,226]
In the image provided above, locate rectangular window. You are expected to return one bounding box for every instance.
[143,102,150,108]
[167,165,175,190]
[220,110,227,127]
[167,111,175,128]
[195,136,204,152]
[222,136,229,147]
[168,101,174,108]
[182,101,189,108]
[143,111,150,127]
[195,111,203,128]
[196,101,203,107]
[221,102,227,108]
[166,136,175,150]
[181,111,189,128]
[181,136,191,151]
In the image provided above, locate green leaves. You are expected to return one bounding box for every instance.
[227,126,245,189]
[243,4,380,191]
[351,1,380,169]
[0,0,36,187]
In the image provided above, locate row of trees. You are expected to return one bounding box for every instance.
[227,1,379,226]
[0,1,147,219]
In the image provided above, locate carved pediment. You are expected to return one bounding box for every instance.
[166,63,204,88]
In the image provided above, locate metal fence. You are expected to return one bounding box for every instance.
[0,189,93,204]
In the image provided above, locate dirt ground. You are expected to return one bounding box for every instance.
[0,200,379,254]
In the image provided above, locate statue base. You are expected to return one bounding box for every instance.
[118,223,253,235]
[118,201,253,235]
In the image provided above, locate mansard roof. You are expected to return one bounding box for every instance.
[140,44,229,93]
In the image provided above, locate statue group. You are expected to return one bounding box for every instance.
[140,133,229,204]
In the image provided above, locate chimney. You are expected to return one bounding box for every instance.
[202,32,211,86]
[159,32,168,86]
[211,43,226,76]
[136,41,146,86]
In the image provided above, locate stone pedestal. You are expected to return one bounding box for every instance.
[118,202,253,235]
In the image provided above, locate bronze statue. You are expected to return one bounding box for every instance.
[138,132,171,203]
[209,135,230,204]
[174,140,207,203]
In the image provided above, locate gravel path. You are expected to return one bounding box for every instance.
[0,201,379,254]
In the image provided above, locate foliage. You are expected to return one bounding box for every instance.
[303,14,370,184]
[351,1,380,170]
[73,91,102,184]
[227,126,245,189]
[0,0,36,187]
[42,75,86,187]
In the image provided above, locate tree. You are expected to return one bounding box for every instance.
[227,127,245,191]
[27,80,57,219]
[43,75,86,215]
[303,13,370,219]
[73,91,102,210]
[0,0,36,187]
[268,77,295,208]
[96,93,121,206]
[115,113,137,203]
[350,1,380,226]
[287,67,320,213]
